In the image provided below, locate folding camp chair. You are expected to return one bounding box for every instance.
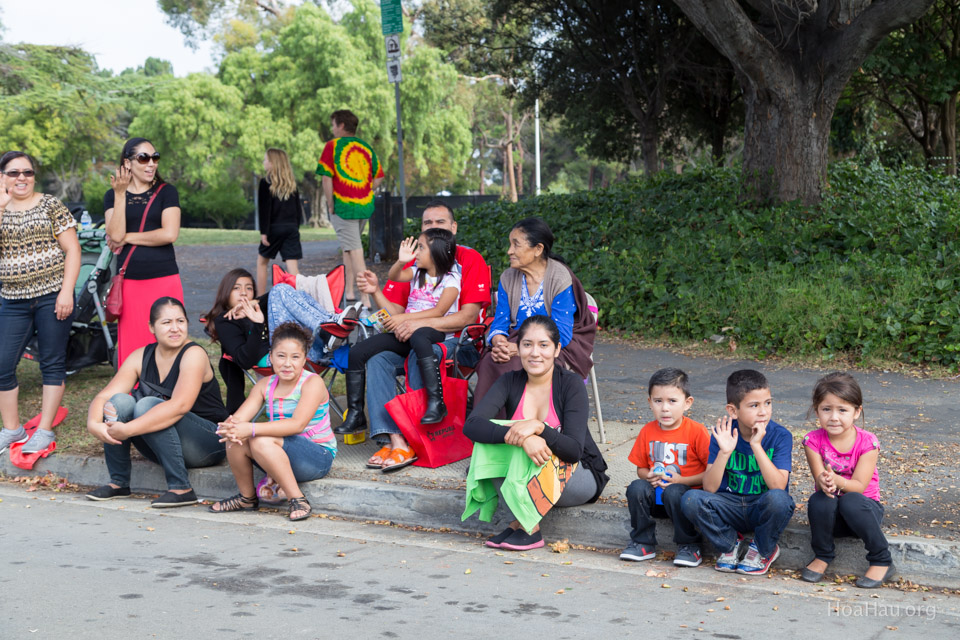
[203,263,359,421]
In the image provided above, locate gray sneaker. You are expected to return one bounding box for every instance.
[674,544,703,567]
[0,426,28,454]
[21,428,55,453]
[620,543,656,562]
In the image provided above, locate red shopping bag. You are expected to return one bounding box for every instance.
[385,345,473,468]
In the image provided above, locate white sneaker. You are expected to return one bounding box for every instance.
[714,533,744,572]
[0,426,28,454]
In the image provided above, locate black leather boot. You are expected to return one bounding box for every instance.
[334,369,367,434]
[417,356,447,424]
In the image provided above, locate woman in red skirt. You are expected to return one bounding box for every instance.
[104,137,184,365]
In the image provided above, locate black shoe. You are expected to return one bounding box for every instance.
[499,529,545,551]
[485,526,518,549]
[801,565,826,583]
[86,485,131,501]
[151,489,198,508]
[855,564,896,589]
[334,369,367,435]
[417,356,447,424]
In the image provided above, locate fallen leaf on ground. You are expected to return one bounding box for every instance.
[464,568,471,574]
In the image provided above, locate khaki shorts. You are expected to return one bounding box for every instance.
[331,214,367,252]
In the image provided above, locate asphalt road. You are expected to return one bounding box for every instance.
[1,483,958,639]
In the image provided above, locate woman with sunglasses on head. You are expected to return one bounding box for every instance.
[0,151,81,455]
[104,137,184,365]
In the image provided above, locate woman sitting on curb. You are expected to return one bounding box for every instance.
[463,315,609,550]
[209,322,336,521]
[85,297,228,507]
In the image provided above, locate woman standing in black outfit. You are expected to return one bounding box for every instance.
[256,148,303,295]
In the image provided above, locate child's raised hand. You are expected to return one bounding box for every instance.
[397,236,417,263]
[712,415,739,454]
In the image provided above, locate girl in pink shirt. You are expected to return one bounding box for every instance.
[801,372,892,589]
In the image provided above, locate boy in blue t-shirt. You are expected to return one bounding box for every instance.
[681,369,795,575]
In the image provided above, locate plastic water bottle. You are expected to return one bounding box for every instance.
[374,252,381,264]
[80,210,92,230]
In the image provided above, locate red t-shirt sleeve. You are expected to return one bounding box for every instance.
[456,247,491,311]
[627,424,653,468]
[691,421,711,469]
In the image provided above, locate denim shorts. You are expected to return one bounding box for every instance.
[282,435,335,483]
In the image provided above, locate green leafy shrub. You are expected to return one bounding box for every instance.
[455,161,960,369]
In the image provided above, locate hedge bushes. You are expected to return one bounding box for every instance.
[454,162,960,369]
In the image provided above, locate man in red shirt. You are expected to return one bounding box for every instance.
[337,201,491,471]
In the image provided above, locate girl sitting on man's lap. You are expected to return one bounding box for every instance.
[339,227,461,472]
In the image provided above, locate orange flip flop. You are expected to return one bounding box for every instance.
[381,447,417,473]
[366,445,393,469]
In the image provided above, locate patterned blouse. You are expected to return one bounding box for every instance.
[0,194,76,299]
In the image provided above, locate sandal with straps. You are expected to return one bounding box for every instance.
[381,447,418,473]
[366,445,393,469]
[288,496,312,521]
[208,493,259,513]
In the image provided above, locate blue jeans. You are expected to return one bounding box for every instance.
[681,489,796,558]
[0,291,74,390]
[279,436,335,482]
[268,283,337,361]
[626,479,699,546]
[102,394,225,490]
[365,338,479,439]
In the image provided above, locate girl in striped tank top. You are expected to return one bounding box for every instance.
[210,323,335,521]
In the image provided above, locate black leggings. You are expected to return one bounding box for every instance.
[348,327,446,370]
[808,490,891,566]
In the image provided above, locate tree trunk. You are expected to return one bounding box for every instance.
[673,0,937,204]
[504,110,519,202]
[516,142,525,197]
[588,165,596,191]
[740,79,833,204]
[479,163,485,195]
[941,93,958,176]
[639,126,660,175]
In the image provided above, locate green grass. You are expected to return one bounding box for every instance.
[12,341,347,457]
[176,226,340,246]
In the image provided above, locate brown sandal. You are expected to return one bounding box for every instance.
[208,493,259,513]
[288,496,312,521]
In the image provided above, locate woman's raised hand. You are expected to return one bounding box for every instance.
[110,165,132,194]
[397,236,417,264]
[0,181,11,210]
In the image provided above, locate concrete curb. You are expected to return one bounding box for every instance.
[4,454,958,589]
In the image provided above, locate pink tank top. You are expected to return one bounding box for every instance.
[510,383,561,430]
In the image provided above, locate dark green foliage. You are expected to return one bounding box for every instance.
[454,162,960,368]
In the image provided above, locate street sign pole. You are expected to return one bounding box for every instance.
[381,1,407,221]
[394,82,407,221]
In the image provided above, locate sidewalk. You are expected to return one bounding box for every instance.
[4,383,959,588]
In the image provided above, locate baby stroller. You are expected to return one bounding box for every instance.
[23,228,118,374]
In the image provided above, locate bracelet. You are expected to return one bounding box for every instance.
[251,425,256,438]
